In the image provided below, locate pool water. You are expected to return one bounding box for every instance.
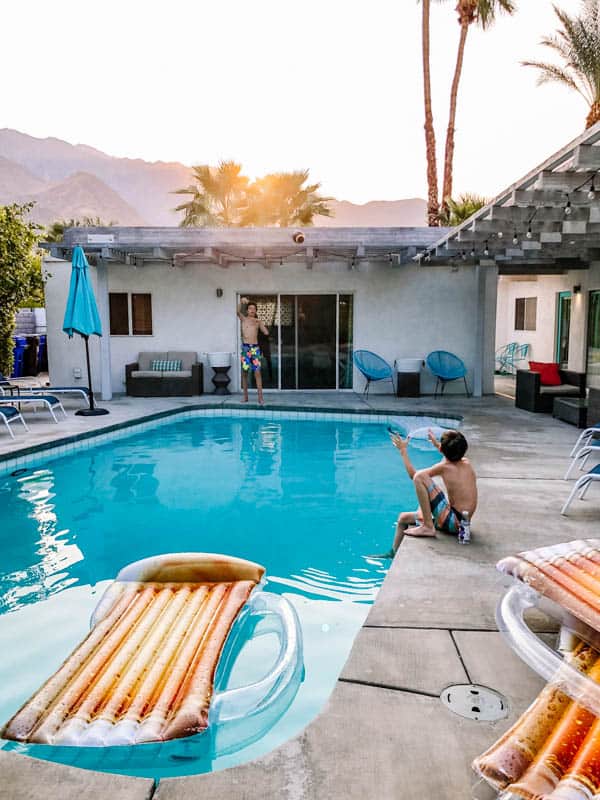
[0,414,444,779]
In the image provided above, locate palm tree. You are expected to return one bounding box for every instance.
[173,161,249,227]
[442,0,517,209]
[522,0,600,129]
[420,0,441,226]
[243,170,333,227]
[438,192,488,226]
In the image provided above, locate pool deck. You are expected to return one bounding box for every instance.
[2,390,597,799]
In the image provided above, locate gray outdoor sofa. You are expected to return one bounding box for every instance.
[125,351,203,397]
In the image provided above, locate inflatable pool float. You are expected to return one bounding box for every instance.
[1,553,303,749]
[473,539,600,798]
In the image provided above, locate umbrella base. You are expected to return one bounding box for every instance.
[76,408,110,416]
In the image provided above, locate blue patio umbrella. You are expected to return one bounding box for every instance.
[62,245,109,416]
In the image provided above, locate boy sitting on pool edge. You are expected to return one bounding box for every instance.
[383,429,478,558]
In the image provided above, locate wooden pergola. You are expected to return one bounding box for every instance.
[423,120,600,275]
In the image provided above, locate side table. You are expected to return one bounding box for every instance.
[552,397,587,428]
[212,366,231,395]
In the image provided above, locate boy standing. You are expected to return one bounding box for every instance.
[386,429,477,556]
[237,297,269,404]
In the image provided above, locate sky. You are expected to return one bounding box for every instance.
[0,0,587,203]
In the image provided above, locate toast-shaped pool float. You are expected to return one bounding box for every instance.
[472,540,600,798]
[1,553,302,748]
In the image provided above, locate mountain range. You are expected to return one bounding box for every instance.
[0,129,427,228]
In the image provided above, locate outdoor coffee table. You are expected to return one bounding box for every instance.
[552,396,587,428]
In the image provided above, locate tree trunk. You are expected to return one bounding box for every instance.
[422,0,439,226]
[442,17,470,212]
[586,101,600,129]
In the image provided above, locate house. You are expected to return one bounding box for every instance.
[43,225,498,398]
[430,120,600,391]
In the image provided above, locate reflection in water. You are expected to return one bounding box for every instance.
[0,470,82,614]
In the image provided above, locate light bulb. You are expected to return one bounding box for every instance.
[461,251,467,261]
[469,248,475,257]
[589,185,596,200]
[512,232,519,245]
[242,259,247,269]
[483,242,489,256]
[497,230,503,239]
[565,199,572,216]
[526,227,532,239]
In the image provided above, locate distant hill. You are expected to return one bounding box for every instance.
[0,128,427,227]
[323,199,426,227]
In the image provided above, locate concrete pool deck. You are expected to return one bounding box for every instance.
[1,390,598,799]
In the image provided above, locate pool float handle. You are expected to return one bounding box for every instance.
[497,582,600,717]
[210,591,304,724]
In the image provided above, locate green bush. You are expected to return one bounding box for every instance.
[0,204,43,376]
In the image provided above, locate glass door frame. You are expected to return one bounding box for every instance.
[236,292,353,391]
[555,290,572,366]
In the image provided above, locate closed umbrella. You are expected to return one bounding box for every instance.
[62,245,109,416]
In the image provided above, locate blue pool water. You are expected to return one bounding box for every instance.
[0,414,447,778]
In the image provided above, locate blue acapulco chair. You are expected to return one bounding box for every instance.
[353,350,395,396]
[426,350,470,397]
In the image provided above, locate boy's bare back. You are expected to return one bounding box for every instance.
[437,458,477,516]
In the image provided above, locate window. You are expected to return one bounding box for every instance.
[109,293,129,335]
[109,292,153,336]
[132,294,153,335]
[515,297,537,331]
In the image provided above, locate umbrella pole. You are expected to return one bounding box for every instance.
[76,334,109,416]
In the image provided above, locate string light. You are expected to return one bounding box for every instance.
[564,195,572,216]
[588,179,596,200]
[512,232,519,245]
[526,225,532,239]
[483,241,489,257]
[469,248,475,257]
[497,230,503,239]
[242,258,246,269]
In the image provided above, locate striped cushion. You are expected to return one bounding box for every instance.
[151,359,182,372]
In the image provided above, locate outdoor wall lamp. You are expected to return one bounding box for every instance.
[216,287,223,298]
[573,284,582,294]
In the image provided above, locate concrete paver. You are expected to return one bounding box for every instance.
[340,627,468,695]
[0,751,154,800]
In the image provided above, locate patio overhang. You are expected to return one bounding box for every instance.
[421,120,600,274]
[45,226,451,270]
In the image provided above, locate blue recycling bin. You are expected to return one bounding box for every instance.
[37,335,48,373]
[11,337,27,378]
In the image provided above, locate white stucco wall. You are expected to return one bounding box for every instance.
[44,256,498,396]
[495,262,600,372]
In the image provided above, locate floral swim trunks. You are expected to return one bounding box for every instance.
[241,343,262,372]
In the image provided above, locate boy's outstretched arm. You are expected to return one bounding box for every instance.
[237,296,248,321]
[391,434,416,479]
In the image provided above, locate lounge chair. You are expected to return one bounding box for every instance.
[5,385,90,406]
[0,405,29,438]
[353,350,394,396]
[565,433,600,479]
[426,350,470,397]
[561,463,600,514]
[0,395,67,423]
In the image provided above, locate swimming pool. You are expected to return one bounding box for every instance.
[0,412,452,779]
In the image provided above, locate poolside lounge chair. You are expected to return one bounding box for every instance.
[4,385,90,406]
[353,350,394,396]
[0,395,67,423]
[426,350,470,397]
[0,405,29,438]
[561,463,600,514]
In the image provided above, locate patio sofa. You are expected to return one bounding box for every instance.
[126,352,203,397]
[515,367,586,413]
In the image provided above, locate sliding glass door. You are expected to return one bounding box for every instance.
[588,290,600,390]
[555,291,571,367]
[239,293,353,390]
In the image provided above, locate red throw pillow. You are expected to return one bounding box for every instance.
[529,361,562,386]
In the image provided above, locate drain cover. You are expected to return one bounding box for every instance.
[440,684,508,721]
